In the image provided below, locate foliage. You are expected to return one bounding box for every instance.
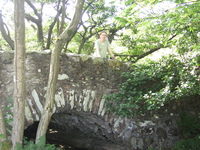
[1,0,200,62]
[0,36,10,51]
[177,112,200,138]
[4,98,13,124]
[173,135,200,150]
[15,135,61,150]
[114,0,200,62]
[105,54,200,117]
[0,139,12,150]
[0,0,122,54]
[173,112,200,150]
[2,97,13,134]
[68,0,120,54]
[0,136,62,150]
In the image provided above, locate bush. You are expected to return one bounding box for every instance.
[105,55,200,117]
[0,139,12,150]
[15,135,61,150]
[173,113,200,150]
[173,135,200,150]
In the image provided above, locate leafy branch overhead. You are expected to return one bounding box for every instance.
[114,0,200,61]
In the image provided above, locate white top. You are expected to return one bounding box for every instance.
[94,39,110,58]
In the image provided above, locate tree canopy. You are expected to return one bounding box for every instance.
[113,0,200,61]
[0,0,199,62]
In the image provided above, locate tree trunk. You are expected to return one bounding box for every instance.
[37,23,44,49]
[78,39,86,54]
[0,106,7,142]
[35,0,84,143]
[58,0,66,35]
[0,11,14,50]
[63,27,79,52]
[25,0,44,49]
[45,8,62,49]
[77,33,95,54]
[11,0,26,148]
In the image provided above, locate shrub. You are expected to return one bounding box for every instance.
[173,113,200,150]
[15,135,61,150]
[105,55,200,117]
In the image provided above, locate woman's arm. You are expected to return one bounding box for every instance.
[108,47,115,59]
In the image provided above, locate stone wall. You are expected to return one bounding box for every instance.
[0,51,180,150]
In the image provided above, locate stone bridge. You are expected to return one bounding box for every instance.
[0,51,180,150]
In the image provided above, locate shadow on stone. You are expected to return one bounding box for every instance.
[24,121,88,150]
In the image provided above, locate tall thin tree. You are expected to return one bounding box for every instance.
[11,0,26,148]
[0,106,7,142]
[35,0,85,142]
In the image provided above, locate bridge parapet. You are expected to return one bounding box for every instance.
[0,51,131,125]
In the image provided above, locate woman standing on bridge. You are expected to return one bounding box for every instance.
[93,31,115,59]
